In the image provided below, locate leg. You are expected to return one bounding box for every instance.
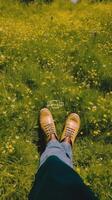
[40,139,73,168]
[39,108,80,169]
[61,141,73,164]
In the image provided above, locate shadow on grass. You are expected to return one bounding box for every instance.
[37,125,47,156]
[33,117,47,156]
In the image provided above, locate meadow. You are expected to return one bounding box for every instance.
[0,0,112,199]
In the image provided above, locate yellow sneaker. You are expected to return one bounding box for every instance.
[61,113,80,145]
[40,108,58,141]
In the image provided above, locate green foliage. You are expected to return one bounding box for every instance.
[74,136,112,200]
[0,0,112,199]
[89,0,111,3]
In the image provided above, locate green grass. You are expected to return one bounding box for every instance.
[0,0,112,199]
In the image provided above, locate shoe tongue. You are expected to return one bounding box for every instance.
[45,118,52,124]
[68,121,78,129]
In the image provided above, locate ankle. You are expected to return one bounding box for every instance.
[64,137,72,146]
[50,133,57,141]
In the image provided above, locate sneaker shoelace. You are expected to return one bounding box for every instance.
[43,123,56,138]
[65,127,75,138]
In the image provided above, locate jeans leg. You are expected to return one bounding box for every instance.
[39,139,73,168]
[61,142,72,160]
[40,139,64,167]
[61,142,73,168]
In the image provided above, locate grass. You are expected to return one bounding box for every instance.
[0,0,112,199]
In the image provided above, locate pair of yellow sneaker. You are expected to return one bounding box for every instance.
[40,108,80,145]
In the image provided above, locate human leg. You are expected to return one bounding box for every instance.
[61,141,72,161]
[39,108,80,169]
[39,108,73,168]
[40,139,73,168]
[60,113,81,168]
